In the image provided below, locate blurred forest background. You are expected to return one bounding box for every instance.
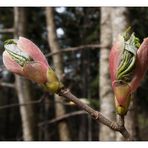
[0,7,148,141]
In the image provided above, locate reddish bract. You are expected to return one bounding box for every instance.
[3,37,49,84]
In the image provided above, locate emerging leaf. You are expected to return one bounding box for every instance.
[3,37,63,94]
[109,28,148,115]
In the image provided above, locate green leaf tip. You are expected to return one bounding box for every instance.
[116,28,140,83]
[4,39,17,46]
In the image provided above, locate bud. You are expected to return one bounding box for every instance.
[3,37,63,93]
[113,81,131,115]
[109,29,148,115]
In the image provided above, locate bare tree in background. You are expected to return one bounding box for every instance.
[99,7,116,141]
[14,7,38,141]
[111,7,140,140]
[45,7,71,141]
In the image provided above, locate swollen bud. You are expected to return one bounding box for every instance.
[116,106,127,115]
[113,81,131,115]
[109,28,141,116]
[42,68,64,94]
[3,37,64,94]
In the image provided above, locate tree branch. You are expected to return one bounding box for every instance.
[38,110,87,126]
[45,44,105,57]
[0,28,14,33]
[0,94,47,110]
[58,88,132,140]
[116,115,132,140]
[0,82,15,88]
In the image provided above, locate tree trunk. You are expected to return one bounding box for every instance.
[14,7,38,141]
[45,7,70,141]
[111,7,140,141]
[111,7,129,42]
[99,7,116,141]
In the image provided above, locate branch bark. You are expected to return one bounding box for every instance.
[58,88,133,140]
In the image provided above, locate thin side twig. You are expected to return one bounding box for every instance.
[0,82,15,88]
[38,110,87,126]
[0,93,47,110]
[45,44,105,57]
[0,28,14,33]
